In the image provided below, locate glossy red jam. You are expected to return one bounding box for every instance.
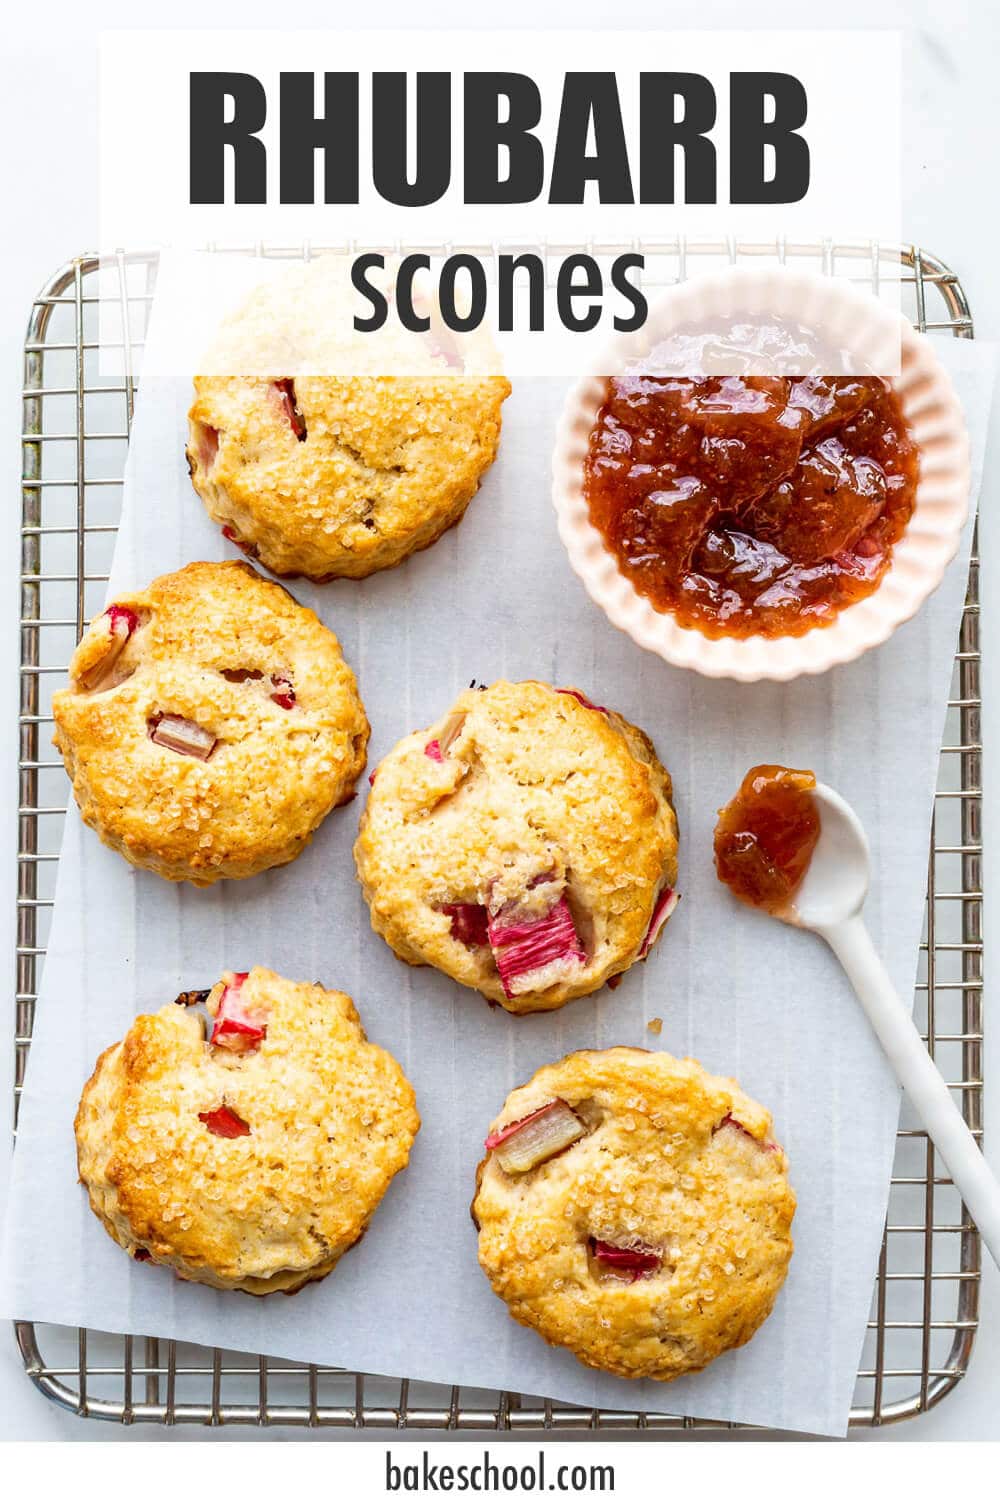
[714,765,820,913]
[583,365,919,639]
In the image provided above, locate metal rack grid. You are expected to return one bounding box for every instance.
[13,242,982,1430]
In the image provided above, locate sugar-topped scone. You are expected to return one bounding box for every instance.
[473,1048,795,1380]
[354,681,679,1014]
[187,372,510,580]
[75,967,420,1294]
[52,561,368,883]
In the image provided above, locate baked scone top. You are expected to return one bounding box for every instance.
[74,967,420,1294]
[188,372,511,580]
[473,1048,795,1381]
[354,681,679,1013]
[52,561,368,883]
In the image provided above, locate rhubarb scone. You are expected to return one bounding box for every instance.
[52,561,368,883]
[472,1048,795,1381]
[354,681,679,1014]
[187,373,510,581]
[75,967,420,1294]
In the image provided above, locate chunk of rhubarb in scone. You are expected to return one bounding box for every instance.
[638,887,679,958]
[148,714,217,761]
[198,1104,251,1138]
[487,884,587,998]
[209,971,266,1053]
[424,713,466,763]
[556,687,609,715]
[107,605,139,639]
[588,1237,661,1281]
[76,605,139,692]
[190,421,219,472]
[271,378,307,441]
[221,525,260,561]
[441,902,490,948]
[269,672,296,710]
[485,1099,586,1173]
[714,1112,779,1152]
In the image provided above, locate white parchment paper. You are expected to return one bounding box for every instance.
[2,342,993,1437]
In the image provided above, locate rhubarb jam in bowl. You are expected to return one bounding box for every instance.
[552,268,970,681]
[473,1048,795,1381]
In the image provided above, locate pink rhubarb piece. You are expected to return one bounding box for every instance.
[589,1237,661,1281]
[556,687,609,714]
[270,672,296,710]
[198,1104,251,1138]
[271,379,307,440]
[441,902,490,948]
[485,1099,586,1172]
[209,972,265,1054]
[488,892,586,998]
[638,887,679,958]
[149,714,217,761]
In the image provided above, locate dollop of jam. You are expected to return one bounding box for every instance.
[714,765,820,914]
[583,360,919,638]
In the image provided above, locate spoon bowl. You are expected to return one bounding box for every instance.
[784,783,871,931]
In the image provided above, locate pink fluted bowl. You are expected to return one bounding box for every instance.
[551,267,971,682]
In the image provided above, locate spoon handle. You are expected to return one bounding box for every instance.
[823,913,1000,1269]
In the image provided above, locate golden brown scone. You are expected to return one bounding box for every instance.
[52,561,368,884]
[187,372,510,580]
[473,1048,795,1381]
[75,967,420,1294]
[354,681,679,1014]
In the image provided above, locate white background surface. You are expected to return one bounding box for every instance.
[0,0,996,1442]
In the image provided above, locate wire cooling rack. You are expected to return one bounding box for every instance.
[14,241,982,1429]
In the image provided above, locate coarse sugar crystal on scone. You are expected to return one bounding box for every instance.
[472,1047,795,1381]
[354,680,679,1014]
[52,560,368,884]
[74,967,420,1295]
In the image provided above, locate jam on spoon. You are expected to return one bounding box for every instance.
[714,764,821,914]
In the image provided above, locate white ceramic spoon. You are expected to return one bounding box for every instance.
[779,782,1000,1269]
